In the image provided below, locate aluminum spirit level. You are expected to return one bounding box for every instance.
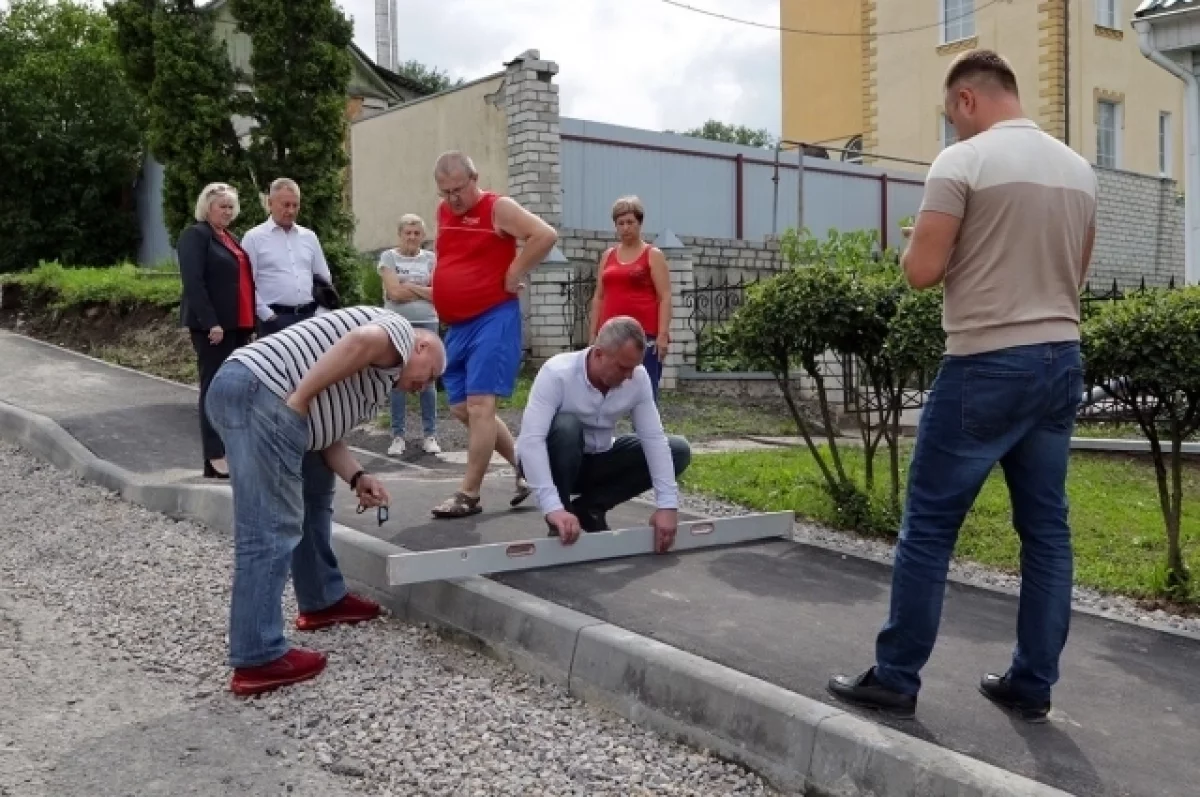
[386,511,794,586]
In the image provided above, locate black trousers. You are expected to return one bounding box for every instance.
[544,413,692,515]
[256,306,316,337]
[191,328,253,461]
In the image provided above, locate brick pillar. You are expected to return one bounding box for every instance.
[526,245,573,363]
[658,230,696,391]
[503,49,562,228]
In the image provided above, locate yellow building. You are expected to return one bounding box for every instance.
[781,1,1186,179]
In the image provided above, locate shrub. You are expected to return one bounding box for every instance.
[1082,286,1200,597]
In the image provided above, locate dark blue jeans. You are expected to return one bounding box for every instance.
[874,341,1084,703]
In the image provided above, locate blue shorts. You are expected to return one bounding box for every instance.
[442,298,523,406]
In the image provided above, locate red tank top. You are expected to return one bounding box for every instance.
[598,245,660,337]
[432,192,519,324]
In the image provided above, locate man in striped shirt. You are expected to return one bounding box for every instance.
[205,306,446,697]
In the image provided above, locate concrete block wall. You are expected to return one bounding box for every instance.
[504,50,562,229]
[1092,167,1185,289]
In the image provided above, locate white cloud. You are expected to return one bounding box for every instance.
[339,0,781,135]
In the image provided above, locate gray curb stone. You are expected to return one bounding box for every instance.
[0,398,1074,797]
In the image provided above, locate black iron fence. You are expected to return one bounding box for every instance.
[560,271,597,350]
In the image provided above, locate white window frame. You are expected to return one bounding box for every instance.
[941,114,958,150]
[940,0,976,45]
[1095,0,1119,30]
[1096,100,1122,169]
[1159,111,1173,177]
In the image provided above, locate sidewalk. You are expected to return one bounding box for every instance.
[3,330,1198,797]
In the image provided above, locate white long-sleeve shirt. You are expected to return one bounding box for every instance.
[241,218,333,321]
[515,348,679,515]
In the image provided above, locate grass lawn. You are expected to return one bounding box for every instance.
[682,444,1200,603]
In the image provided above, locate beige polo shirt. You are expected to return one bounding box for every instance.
[920,119,1098,356]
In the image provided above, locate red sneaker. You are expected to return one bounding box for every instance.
[229,647,327,697]
[295,593,382,632]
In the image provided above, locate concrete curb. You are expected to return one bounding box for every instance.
[0,398,1074,797]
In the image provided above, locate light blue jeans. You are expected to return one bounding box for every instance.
[391,319,439,438]
[204,360,347,668]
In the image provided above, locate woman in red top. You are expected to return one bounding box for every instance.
[588,196,672,399]
[178,182,257,479]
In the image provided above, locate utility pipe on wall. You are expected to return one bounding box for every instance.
[1135,19,1200,285]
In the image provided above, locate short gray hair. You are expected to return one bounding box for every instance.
[594,316,647,352]
[269,177,301,198]
[194,182,240,222]
[434,151,477,179]
[398,213,425,234]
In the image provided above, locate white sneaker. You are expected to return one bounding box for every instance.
[422,436,442,454]
[387,437,406,457]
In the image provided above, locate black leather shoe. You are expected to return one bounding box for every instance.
[827,667,917,719]
[203,460,230,480]
[572,503,609,532]
[978,673,1051,723]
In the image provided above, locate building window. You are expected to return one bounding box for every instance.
[1095,0,1119,30]
[1096,100,1121,169]
[941,0,975,44]
[1160,111,1173,177]
[941,114,958,149]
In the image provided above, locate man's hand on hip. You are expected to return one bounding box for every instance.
[547,509,581,544]
[504,267,526,294]
[650,508,678,554]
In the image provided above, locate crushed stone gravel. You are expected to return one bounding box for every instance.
[0,442,777,797]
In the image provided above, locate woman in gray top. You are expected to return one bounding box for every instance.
[378,213,441,457]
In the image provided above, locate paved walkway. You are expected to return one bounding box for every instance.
[2,330,1197,797]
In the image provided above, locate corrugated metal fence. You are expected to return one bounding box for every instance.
[560,118,929,247]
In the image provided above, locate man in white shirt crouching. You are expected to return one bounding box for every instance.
[515,316,691,554]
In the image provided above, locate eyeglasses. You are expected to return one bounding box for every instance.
[437,178,475,199]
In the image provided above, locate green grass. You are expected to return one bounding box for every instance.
[682,445,1200,603]
[1,261,181,311]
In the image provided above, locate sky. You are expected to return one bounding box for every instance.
[340,0,782,136]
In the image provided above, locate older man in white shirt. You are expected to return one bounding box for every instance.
[241,177,334,335]
[515,316,692,553]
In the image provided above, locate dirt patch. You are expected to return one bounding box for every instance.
[0,304,197,385]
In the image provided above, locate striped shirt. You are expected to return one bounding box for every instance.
[227,306,414,450]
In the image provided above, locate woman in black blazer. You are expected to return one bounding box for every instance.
[178,182,257,479]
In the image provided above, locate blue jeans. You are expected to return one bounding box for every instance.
[390,319,439,437]
[874,341,1084,703]
[643,340,662,402]
[204,360,347,668]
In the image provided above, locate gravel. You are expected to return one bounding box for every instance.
[0,442,776,797]
[669,491,1200,637]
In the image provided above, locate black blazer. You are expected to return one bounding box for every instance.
[178,221,255,332]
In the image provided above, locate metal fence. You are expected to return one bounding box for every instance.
[560,270,597,350]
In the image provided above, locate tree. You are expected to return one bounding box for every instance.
[672,119,776,149]
[0,0,145,272]
[394,59,463,94]
[107,0,258,244]
[228,0,360,302]
[1082,286,1200,598]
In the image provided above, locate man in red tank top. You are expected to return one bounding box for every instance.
[428,150,559,518]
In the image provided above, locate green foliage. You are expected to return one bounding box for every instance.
[1,261,181,311]
[1082,286,1200,597]
[394,59,463,94]
[0,0,145,273]
[228,0,360,302]
[107,0,259,244]
[670,119,776,149]
[724,227,945,533]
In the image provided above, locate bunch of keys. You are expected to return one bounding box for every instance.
[356,502,390,527]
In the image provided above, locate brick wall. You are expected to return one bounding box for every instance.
[556,228,784,284]
[1091,167,1185,288]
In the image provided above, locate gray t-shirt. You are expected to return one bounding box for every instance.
[377,248,437,324]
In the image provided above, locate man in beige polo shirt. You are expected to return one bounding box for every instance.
[829,49,1098,723]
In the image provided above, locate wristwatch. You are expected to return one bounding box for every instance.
[349,469,367,491]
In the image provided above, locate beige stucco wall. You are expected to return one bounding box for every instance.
[872,0,1040,171]
[864,1,1185,179]
[350,75,508,251]
[780,0,863,147]
[1068,2,1185,179]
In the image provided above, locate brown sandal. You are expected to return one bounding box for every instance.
[431,491,482,519]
